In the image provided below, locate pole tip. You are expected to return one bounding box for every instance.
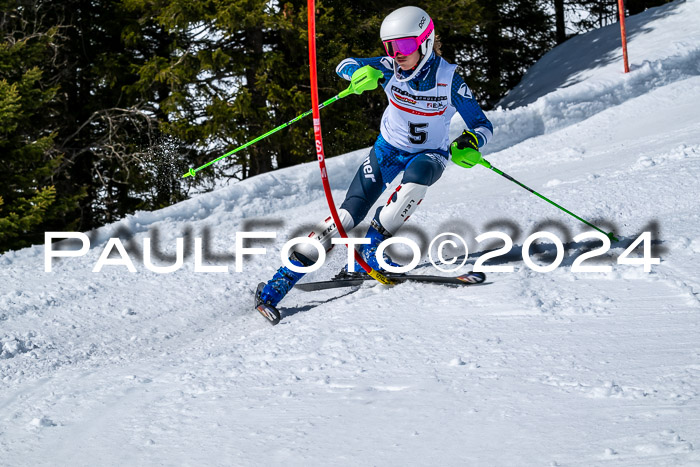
[182,167,196,178]
[608,232,620,243]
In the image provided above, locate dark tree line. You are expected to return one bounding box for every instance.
[553,0,672,43]
[0,0,673,252]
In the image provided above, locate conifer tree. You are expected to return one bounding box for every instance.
[461,0,554,108]
[0,2,80,252]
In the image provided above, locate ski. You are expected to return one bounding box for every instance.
[295,270,487,291]
[254,271,486,325]
[254,282,281,325]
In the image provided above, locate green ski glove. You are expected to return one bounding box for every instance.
[450,130,483,168]
[340,66,384,98]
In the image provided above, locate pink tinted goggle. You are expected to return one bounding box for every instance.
[382,19,434,58]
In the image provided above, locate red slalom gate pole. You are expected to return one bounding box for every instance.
[306,1,392,285]
[618,0,630,73]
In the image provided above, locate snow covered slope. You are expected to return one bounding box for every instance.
[2,1,700,465]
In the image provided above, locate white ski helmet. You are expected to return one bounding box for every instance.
[380,6,435,82]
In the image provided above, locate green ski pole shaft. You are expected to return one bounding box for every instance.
[182,94,344,178]
[478,159,618,242]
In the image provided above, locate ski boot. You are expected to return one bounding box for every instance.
[254,283,281,325]
[255,255,307,325]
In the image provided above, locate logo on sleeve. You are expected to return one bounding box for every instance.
[457,83,473,99]
[380,57,393,70]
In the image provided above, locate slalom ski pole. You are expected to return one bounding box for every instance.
[476,157,619,242]
[182,95,339,178]
[181,73,375,178]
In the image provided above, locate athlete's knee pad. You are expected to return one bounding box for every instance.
[403,152,446,186]
[290,208,355,265]
[376,182,428,235]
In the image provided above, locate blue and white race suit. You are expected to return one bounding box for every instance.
[334,52,494,233]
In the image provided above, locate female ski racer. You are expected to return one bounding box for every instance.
[257,6,493,310]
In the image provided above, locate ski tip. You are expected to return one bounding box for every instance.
[457,271,486,284]
[256,303,281,325]
[255,282,281,325]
